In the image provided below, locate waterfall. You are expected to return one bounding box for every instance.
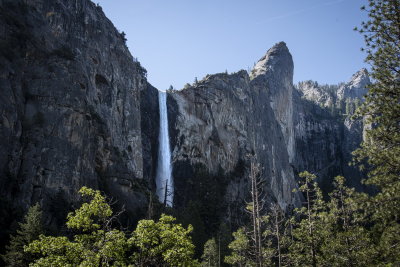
[156,90,173,206]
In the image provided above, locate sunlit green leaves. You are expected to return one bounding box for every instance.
[25,188,198,266]
[129,214,198,267]
[66,187,113,232]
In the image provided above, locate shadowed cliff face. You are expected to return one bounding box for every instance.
[0,0,159,236]
[294,69,370,191]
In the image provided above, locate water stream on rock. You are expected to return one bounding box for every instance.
[156,90,173,206]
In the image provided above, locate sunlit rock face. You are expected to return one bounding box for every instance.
[251,42,295,163]
[167,41,370,223]
[168,42,302,220]
[337,68,370,101]
[296,80,339,108]
[0,0,158,235]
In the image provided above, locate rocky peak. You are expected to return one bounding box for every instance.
[349,68,369,88]
[250,41,293,80]
[249,42,295,162]
[296,80,338,108]
[337,68,370,100]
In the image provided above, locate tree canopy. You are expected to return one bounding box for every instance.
[353,0,400,263]
[25,187,198,267]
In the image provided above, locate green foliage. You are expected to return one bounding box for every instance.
[66,187,113,232]
[129,214,198,267]
[262,204,292,266]
[224,228,253,266]
[353,0,400,264]
[26,236,83,267]
[25,187,128,266]
[226,167,398,266]
[25,187,198,266]
[201,238,218,267]
[322,176,375,266]
[2,203,43,267]
[289,171,328,267]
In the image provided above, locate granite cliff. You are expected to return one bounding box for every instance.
[166,42,369,232]
[294,68,370,190]
[0,0,159,241]
[167,43,302,232]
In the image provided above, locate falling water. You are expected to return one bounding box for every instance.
[156,90,173,206]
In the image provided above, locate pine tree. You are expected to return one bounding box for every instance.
[322,176,375,266]
[130,214,197,267]
[353,0,400,263]
[246,158,266,267]
[26,187,129,266]
[224,228,252,267]
[263,203,292,267]
[2,203,43,267]
[25,187,199,267]
[233,156,269,267]
[226,157,273,266]
[289,171,328,267]
[201,238,219,267]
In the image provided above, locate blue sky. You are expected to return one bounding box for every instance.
[96,0,368,90]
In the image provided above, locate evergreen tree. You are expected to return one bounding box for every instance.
[345,99,353,115]
[263,204,292,267]
[354,0,400,263]
[2,203,43,267]
[225,157,271,266]
[224,228,253,267]
[322,176,375,266]
[245,158,266,267]
[288,171,328,267]
[130,214,198,267]
[26,187,129,266]
[201,238,219,267]
[26,187,199,266]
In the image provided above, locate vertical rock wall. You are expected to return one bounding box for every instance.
[167,43,303,226]
[0,0,159,237]
[294,69,370,191]
[167,41,369,228]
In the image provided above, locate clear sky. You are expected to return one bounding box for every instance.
[95,0,368,90]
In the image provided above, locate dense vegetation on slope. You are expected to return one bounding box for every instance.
[4,187,197,267]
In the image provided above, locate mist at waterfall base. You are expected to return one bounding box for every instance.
[155,90,174,207]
